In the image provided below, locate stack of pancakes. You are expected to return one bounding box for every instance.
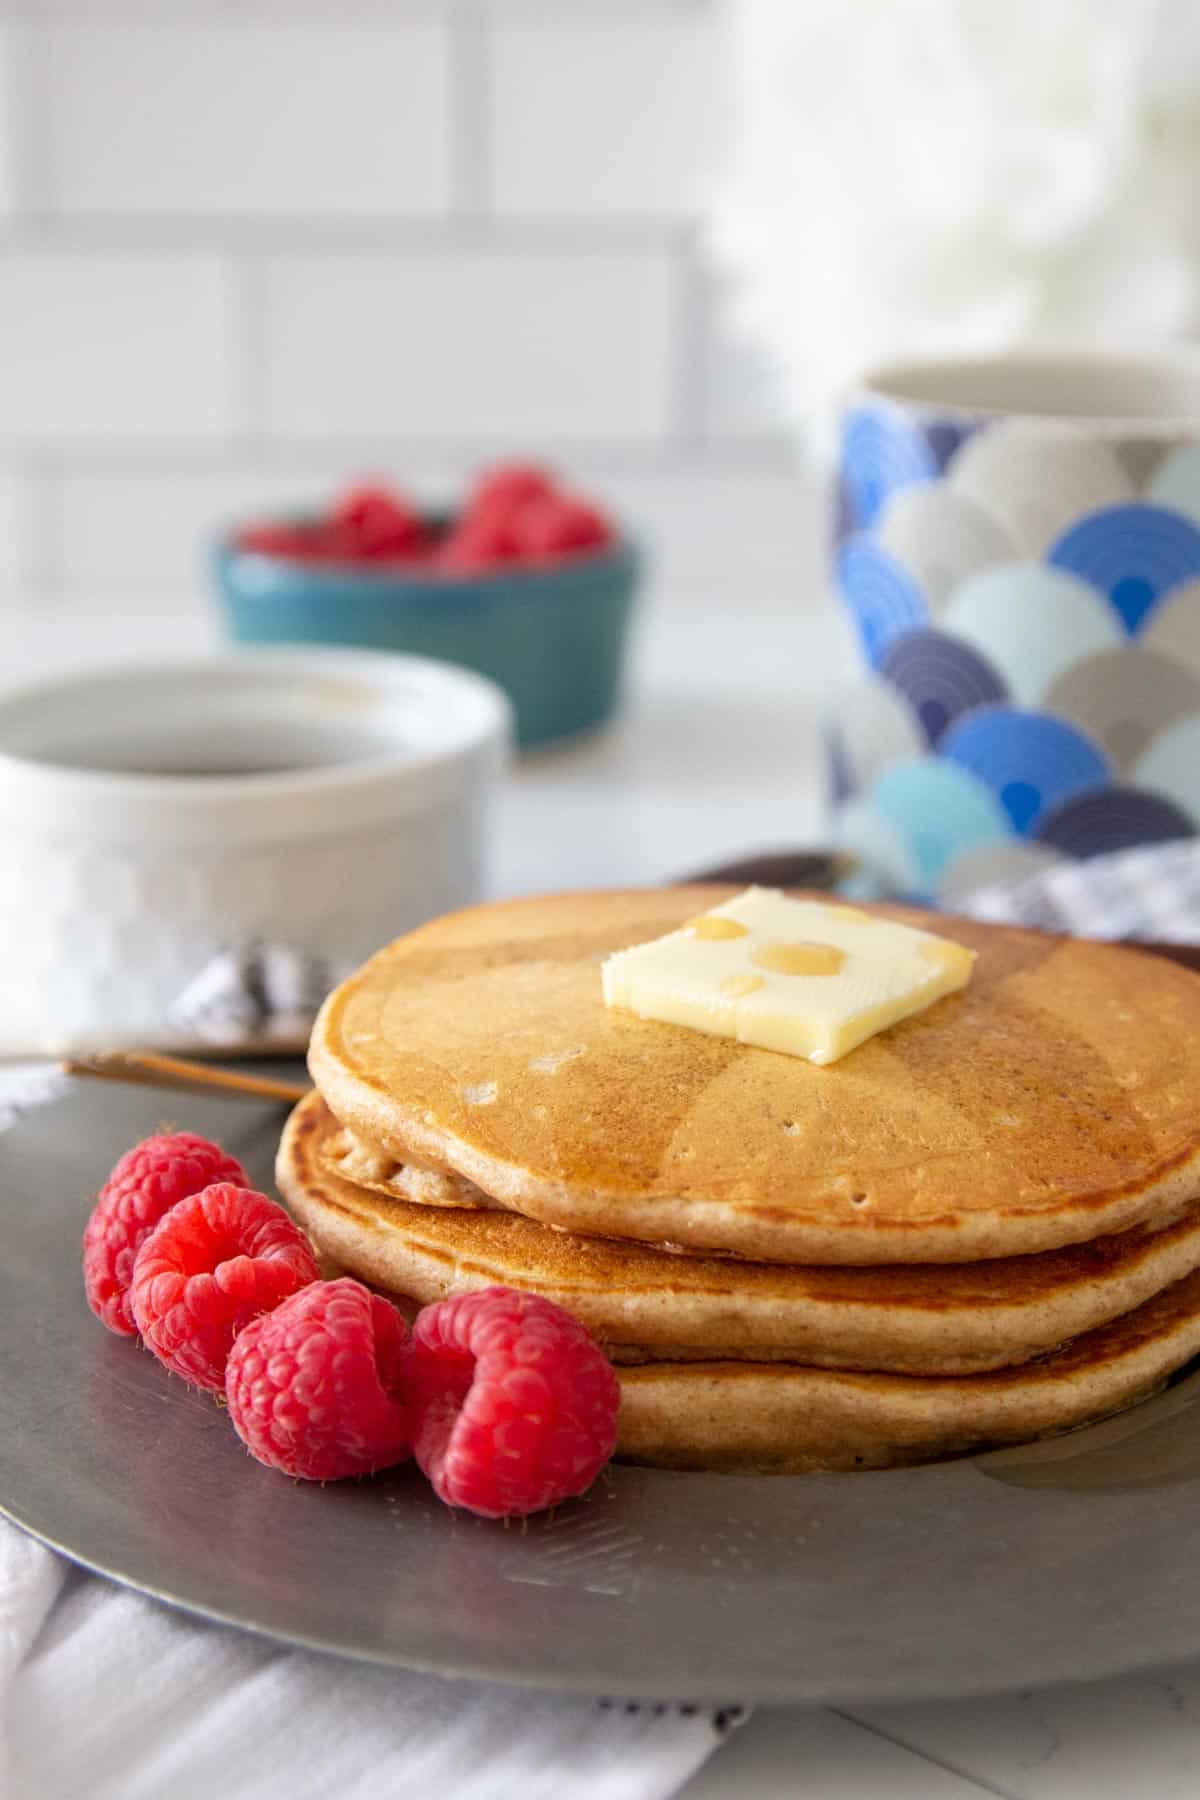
[279,887,1200,1473]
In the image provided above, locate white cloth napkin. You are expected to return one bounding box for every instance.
[0,1523,730,1800]
[0,1069,733,1800]
[167,942,350,1047]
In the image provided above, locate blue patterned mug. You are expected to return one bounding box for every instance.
[830,349,1200,901]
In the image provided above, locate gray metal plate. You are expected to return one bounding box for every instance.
[4,1080,1200,1704]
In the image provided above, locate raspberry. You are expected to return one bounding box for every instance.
[226,1278,411,1481]
[130,1184,319,1391]
[437,511,523,573]
[407,1288,619,1518]
[468,463,557,519]
[331,483,428,559]
[83,1132,250,1336]
[235,522,332,562]
[513,494,611,561]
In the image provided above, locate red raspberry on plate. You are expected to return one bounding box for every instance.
[226,1277,411,1481]
[407,1287,619,1519]
[130,1183,319,1392]
[83,1132,250,1336]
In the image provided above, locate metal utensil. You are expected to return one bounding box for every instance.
[61,1049,309,1104]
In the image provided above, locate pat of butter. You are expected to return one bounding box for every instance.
[601,888,975,1066]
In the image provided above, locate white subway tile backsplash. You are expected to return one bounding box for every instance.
[0,252,233,439]
[704,308,792,446]
[257,248,679,443]
[490,14,727,218]
[0,5,798,615]
[0,28,28,216]
[45,24,452,218]
[0,470,28,586]
[6,3,239,17]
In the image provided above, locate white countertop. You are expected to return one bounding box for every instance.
[8,593,1200,1800]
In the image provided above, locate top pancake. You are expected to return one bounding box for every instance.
[309,886,1200,1264]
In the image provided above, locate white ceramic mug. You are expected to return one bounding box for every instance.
[0,649,511,1053]
[829,347,1200,900]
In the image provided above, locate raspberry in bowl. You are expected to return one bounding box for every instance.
[213,466,641,750]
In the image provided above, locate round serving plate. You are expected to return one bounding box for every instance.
[4,1080,1200,1705]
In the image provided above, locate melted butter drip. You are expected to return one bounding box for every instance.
[685,915,749,940]
[720,973,764,998]
[751,940,846,977]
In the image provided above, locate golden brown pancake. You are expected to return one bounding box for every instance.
[279,1092,1200,1376]
[613,1271,1200,1473]
[309,887,1200,1264]
[324,1125,493,1211]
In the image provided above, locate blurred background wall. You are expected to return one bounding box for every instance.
[0,1,818,665]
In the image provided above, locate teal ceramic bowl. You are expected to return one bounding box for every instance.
[213,529,641,750]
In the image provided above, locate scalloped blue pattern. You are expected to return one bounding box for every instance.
[837,537,928,668]
[880,629,1007,746]
[1034,787,1194,858]
[867,757,1011,892]
[1047,502,1200,632]
[941,707,1111,834]
[922,417,978,475]
[831,412,1200,896]
[839,405,937,532]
